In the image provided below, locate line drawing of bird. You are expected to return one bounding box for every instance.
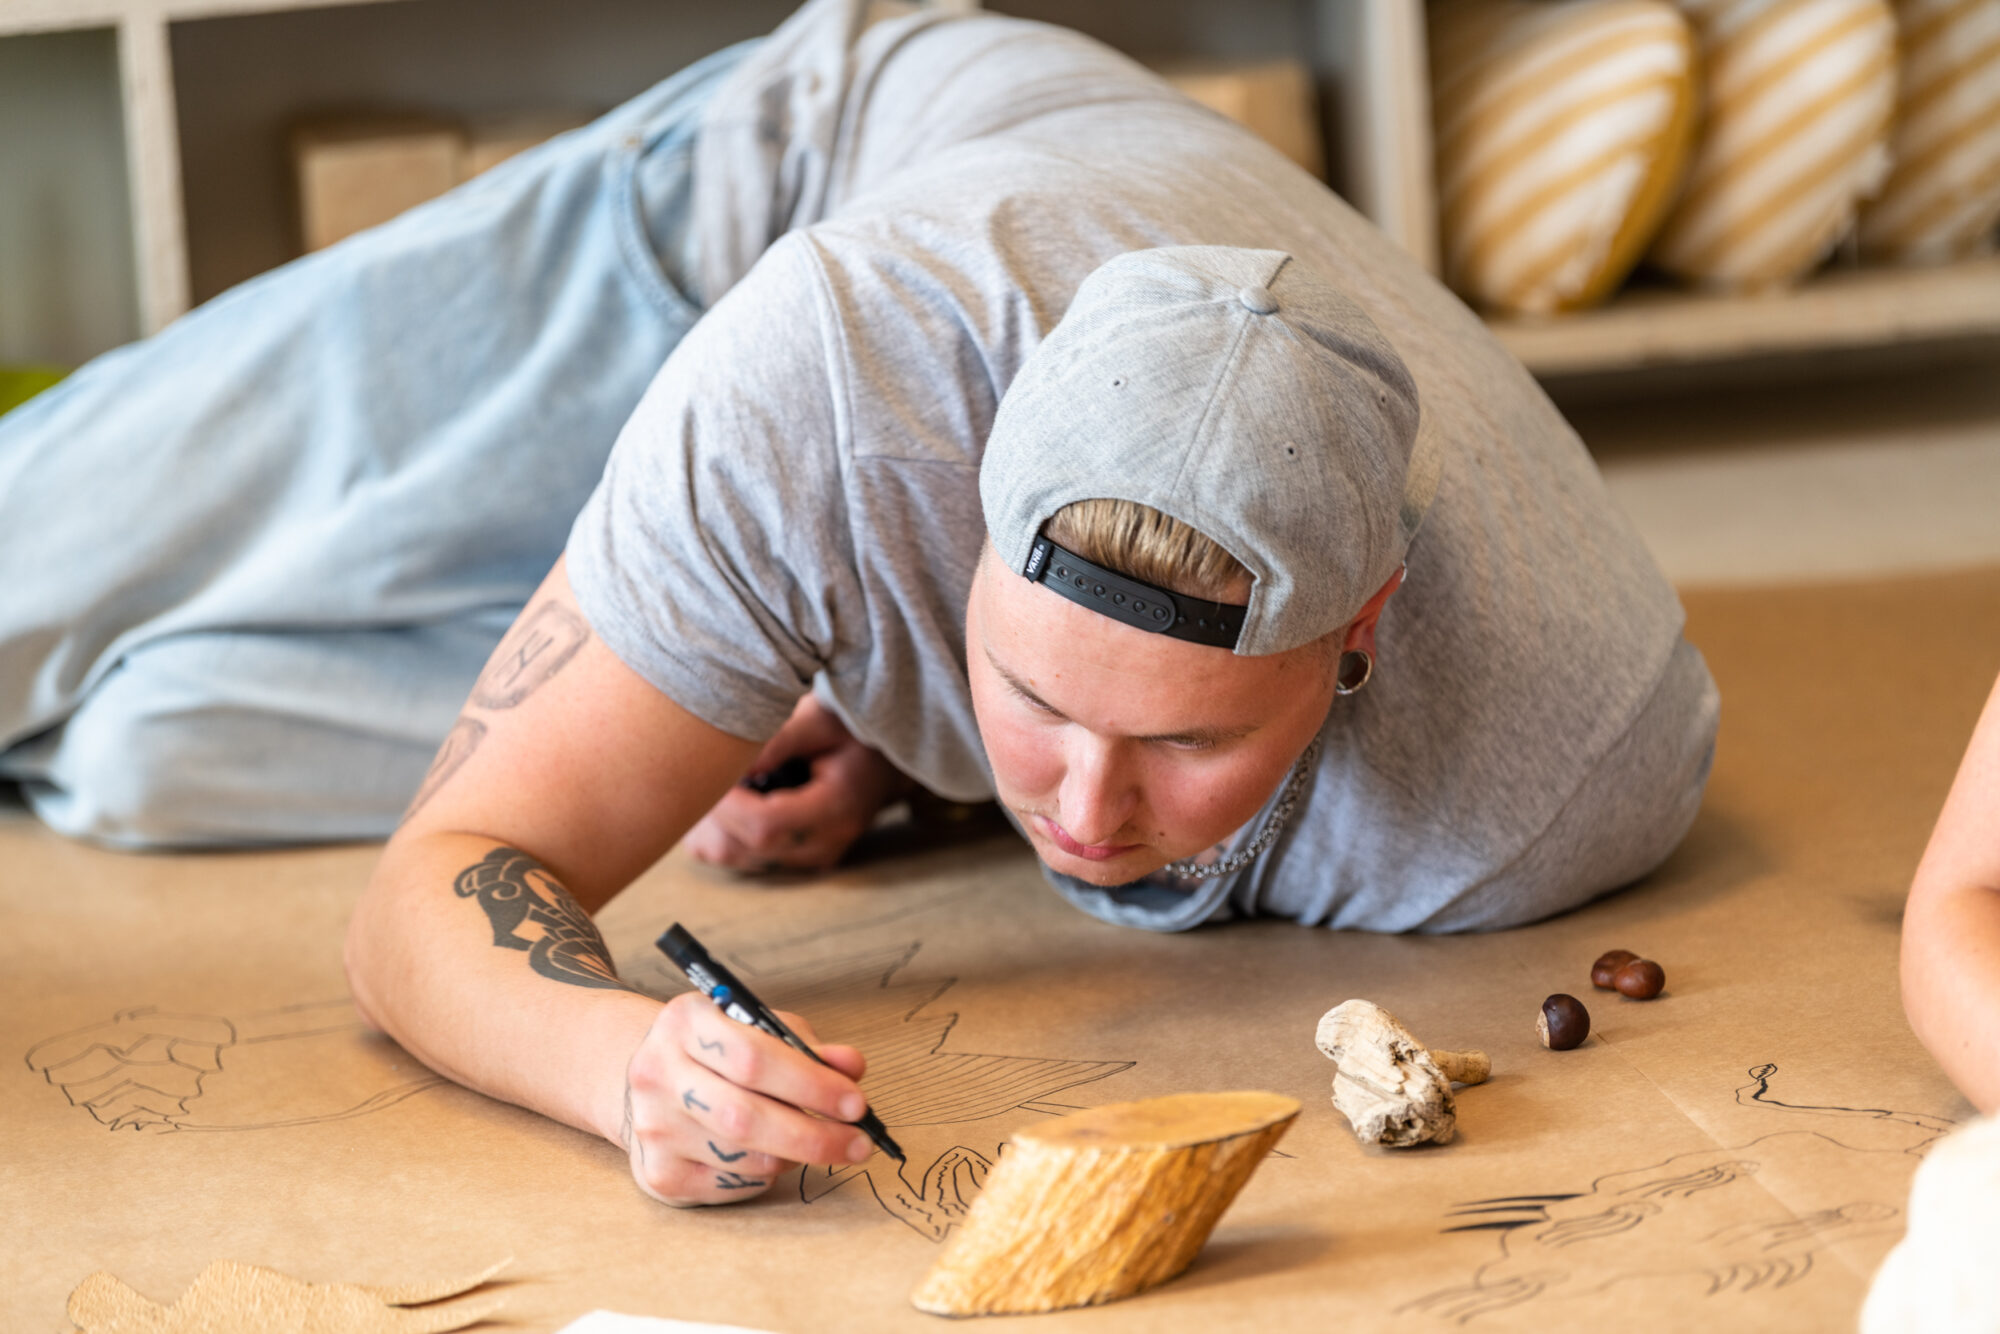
[1401,1064,1952,1324]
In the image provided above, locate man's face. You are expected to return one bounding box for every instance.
[965,543,1339,887]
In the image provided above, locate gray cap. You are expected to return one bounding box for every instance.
[981,246,1438,656]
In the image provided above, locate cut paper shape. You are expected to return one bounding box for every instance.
[66,1258,509,1333]
[25,1000,446,1132]
[557,1314,779,1333]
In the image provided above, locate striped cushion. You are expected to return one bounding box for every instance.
[1431,0,1699,314]
[1858,0,2000,262]
[1649,0,1899,288]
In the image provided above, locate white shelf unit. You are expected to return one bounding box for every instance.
[3,0,1992,385]
[1490,256,2000,381]
[0,0,1433,363]
[0,0,800,356]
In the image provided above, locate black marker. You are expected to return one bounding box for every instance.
[656,923,905,1163]
[742,755,812,794]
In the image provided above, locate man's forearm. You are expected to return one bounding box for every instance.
[346,831,662,1145]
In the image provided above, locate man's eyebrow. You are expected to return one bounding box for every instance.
[989,655,1066,717]
[986,649,1256,746]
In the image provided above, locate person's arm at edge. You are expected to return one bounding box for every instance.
[1903,671,2000,1113]
[344,557,876,1201]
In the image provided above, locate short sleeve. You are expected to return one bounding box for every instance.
[565,235,859,743]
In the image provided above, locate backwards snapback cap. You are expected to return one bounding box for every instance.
[981,246,1439,656]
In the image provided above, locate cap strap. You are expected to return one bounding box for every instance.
[1024,536,1245,650]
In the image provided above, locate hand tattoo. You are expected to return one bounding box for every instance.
[708,1140,746,1163]
[714,1171,765,1190]
[452,847,628,990]
[682,1088,710,1112]
[697,1036,725,1056]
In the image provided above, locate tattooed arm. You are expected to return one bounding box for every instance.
[345,558,878,1205]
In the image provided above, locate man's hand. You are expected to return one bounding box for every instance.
[686,694,913,872]
[622,992,876,1205]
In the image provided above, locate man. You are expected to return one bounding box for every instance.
[6,0,1717,1205]
[341,2,1716,1206]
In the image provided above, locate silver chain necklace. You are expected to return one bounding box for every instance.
[1160,735,1323,881]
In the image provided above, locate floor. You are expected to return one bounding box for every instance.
[8,567,1994,1332]
[1570,360,2000,587]
[7,357,1996,1334]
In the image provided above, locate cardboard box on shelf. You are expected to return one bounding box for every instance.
[1156,57,1324,180]
[291,111,596,253]
[462,112,593,178]
[291,117,464,253]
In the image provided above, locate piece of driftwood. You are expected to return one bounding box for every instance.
[909,1090,1299,1317]
[1316,999,1490,1148]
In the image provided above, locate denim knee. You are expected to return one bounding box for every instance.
[15,625,489,848]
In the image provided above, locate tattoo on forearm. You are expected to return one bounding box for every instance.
[682,1088,709,1112]
[697,1036,725,1056]
[403,716,487,821]
[714,1171,765,1190]
[708,1140,746,1163]
[471,601,588,708]
[452,847,628,990]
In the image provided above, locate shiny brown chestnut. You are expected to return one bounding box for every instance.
[1613,958,1666,1000]
[1538,994,1591,1050]
[1591,949,1639,989]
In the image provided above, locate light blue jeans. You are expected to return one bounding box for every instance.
[0,42,752,846]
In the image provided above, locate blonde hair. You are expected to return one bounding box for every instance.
[1042,498,1250,603]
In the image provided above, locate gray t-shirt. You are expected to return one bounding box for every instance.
[566,0,1703,932]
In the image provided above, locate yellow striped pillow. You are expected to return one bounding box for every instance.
[1431,0,1699,314]
[1859,0,2000,262]
[1648,0,1899,288]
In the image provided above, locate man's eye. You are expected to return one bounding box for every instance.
[1013,686,1059,715]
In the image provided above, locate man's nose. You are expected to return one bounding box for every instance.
[1057,735,1137,845]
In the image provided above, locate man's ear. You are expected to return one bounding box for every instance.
[1340,564,1407,657]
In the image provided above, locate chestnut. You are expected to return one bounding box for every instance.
[1613,958,1666,1000]
[1538,994,1590,1050]
[1590,949,1639,989]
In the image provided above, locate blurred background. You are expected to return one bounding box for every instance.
[3,0,1996,581]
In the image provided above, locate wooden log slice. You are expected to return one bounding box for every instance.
[909,1090,1300,1317]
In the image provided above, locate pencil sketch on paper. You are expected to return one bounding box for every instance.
[1402,1064,1955,1324]
[24,1000,446,1133]
[652,939,1138,1242]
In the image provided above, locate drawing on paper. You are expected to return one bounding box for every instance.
[24,1000,446,1133]
[640,939,1136,1242]
[1403,1064,1954,1323]
[24,923,1141,1243]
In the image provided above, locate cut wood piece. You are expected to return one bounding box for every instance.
[1316,999,1490,1148]
[910,1090,1299,1317]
